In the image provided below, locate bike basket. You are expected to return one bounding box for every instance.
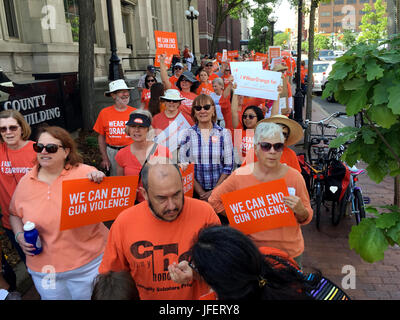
[325,159,350,201]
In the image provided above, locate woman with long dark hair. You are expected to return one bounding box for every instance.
[147,82,165,116]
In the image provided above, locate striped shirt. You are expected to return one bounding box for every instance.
[179,123,234,190]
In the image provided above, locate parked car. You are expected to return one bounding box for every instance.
[312,61,335,94]
[334,50,345,57]
[318,50,335,61]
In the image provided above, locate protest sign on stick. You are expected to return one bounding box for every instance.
[180,164,195,198]
[268,46,281,62]
[60,176,139,231]
[220,179,298,234]
[154,31,179,68]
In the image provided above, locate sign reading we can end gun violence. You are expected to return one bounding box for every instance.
[60,176,139,231]
[220,179,298,234]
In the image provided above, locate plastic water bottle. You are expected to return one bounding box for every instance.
[23,221,42,255]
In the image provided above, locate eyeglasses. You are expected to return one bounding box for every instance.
[258,142,284,152]
[33,143,64,154]
[243,114,256,120]
[174,67,182,70]
[193,104,212,112]
[146,79,155,83]
[0,125,20,133]
[206,64,213,67]
[181,78,192,83]
[163,99,180,103]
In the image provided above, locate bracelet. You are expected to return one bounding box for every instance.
[15,231,24,244]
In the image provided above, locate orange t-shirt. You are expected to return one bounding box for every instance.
[9,164,109,273]
[141,88,151,110]
[241,146,301,173]
[115,144,172,203]
[169,75,179,88]
[208,165,313,258]
[218,95,233,130]
[152,109,195,132]
[196,82,214,95]
[179,91,198,119]
[93,105,136,146]
[99,197,221,300]
[0,141,36,229]
[196,73,219,82]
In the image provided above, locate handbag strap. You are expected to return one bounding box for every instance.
[138,142,158,184]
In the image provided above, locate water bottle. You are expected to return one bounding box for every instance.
[23,221,42,255]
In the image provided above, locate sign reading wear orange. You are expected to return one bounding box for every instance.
[60,176,139,231]
[180,164,195,198]
[220,178,298,234]
[154,31,179,68]
[268,46,281,62]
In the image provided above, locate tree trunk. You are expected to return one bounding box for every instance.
[210,8,225,56]
[78,0,96,129]
[304,0,318,150]
[395,176,400,207]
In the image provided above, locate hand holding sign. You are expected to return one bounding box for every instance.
[87,170,106,184]
[283,194,309,223]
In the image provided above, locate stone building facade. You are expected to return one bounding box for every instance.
[0,0,199,81]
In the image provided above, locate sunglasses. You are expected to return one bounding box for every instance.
[181,78,192,83]
[146,79,155,83]
[163,99,180,103]
[0,125,20,133]
[206,64,213,67]
[243,114,256,120]
[174,67,182,70]
[193,104,212,112]
[258,142,284,152]
[33,143,64,154]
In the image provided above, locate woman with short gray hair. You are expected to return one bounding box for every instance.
[209,122,312,267]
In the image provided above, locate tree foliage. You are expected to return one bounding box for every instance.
[323,35,400,263]
[357,0,388,44]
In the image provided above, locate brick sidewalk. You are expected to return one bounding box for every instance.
[297,98,400,300]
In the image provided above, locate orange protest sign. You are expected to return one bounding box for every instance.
[216,52,222,63]
[220,179,298,234]
[254,52,269,62]
[227,50,239,61]
[60,176,139,231]
[268,46,281,62]
[154,30,179,68]
[180,164,195,198]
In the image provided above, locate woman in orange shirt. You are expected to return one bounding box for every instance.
[208,122,312,265]
[140,75,157,110]
[0,110,36,264]
[148,82,166,116]
[9,126,109,300]
[196,69,214,96]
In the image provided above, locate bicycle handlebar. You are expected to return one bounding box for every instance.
[304,111,346,127]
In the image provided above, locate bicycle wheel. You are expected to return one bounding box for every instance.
[314,182,323,230]
[331,187,349,226]
[354,189,366,224]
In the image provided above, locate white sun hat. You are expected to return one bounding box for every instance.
[104,79,135,97]
[160,89,185,101]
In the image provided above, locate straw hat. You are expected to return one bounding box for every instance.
[272,64,288,72]
[104,79,134,97]
[257,115,304,146]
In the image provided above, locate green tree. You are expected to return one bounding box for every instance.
[357,0,388,44]
[248,4,273,53]
[274,32,289,48]
[314,34,331,50]
[322,35,400,263]
[341,29,357,49]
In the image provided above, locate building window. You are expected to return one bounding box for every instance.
[359,0,369,3]
[334,22,342,27]
[334,0,344,4]
[334,11,343,16]
[64,0,79,42]
[347,0,356,3]
[321,23,331,28]
[151,0,159,31]
[321,11,331,16]
[3,0,19,38]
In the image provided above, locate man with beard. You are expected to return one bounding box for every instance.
[99,158,220,299]
[93,79,136,176]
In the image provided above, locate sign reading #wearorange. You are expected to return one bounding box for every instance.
[220,179,297,234]
[60,176,139,231]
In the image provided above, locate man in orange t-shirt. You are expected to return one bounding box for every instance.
[93,79,136,176]
[99,161,220,300]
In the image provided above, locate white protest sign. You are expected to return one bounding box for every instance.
[222,49,228,62]
[154,113,191,152]
[270,57,284,70]
[233,69,282,101]
[230,61,263,83]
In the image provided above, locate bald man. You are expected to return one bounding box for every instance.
[99,159,220,300]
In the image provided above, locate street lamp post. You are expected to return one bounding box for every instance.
[268,15,278,46]
[185,6,199,62]
[261,26,269,53]
[106,0,124,81]
[293,0,304,124]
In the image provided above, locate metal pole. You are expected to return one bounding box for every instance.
[106,0,124,81]
[294,0,304,124]
[271,22,274,46]
[191,15,196,61]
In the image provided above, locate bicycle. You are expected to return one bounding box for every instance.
[303,112,347,229]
